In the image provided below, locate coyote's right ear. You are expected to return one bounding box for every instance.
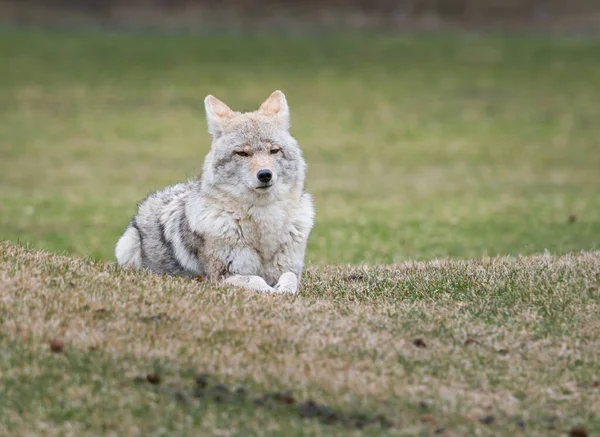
[204,95,233,137]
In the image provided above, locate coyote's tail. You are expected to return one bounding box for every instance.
[115,223,142,268]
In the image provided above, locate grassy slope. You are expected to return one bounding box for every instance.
[0,31,599,263]
[1,242,599,436]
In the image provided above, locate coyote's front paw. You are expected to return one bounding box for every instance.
[274,272,298,293]
[224,275,274,292]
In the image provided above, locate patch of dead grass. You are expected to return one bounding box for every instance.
[0,242,598,435]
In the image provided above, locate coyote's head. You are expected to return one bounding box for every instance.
[201,91,306,201]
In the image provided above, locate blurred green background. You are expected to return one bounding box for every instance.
[1,29,599,264]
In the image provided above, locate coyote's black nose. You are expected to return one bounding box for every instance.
[257,169,273,183]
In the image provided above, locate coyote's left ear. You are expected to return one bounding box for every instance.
[259,90,290,130]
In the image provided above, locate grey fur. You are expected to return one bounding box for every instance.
[115,91,314,293]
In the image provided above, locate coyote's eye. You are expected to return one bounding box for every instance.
[270,148,281,155]
[234,151,249,157]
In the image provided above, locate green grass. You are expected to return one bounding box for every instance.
[1,30,599,263]
[1,29,600,436]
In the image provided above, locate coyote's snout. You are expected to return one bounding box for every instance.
[115,90,314,293]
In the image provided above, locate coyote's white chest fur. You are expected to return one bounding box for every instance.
[115,90,315,293]
[187,190,313,286]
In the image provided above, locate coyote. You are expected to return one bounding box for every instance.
[115,91,314,293]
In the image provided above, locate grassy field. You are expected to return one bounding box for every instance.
[1,30,600,263]
[0,29,599,435]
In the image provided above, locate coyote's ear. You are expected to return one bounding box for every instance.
[204,95,233,136]
[259,90,290,130]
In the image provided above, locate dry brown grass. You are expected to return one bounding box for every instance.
[1,241,598,435]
